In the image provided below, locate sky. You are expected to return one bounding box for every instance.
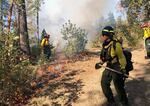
[39,0,121,46]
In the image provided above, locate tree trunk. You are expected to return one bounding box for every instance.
[8,1,14,32]
[17,4,20,36]
[0,0,3,33]
[145,4,150,21]
[37,9,39,44]
[19,0,30,55]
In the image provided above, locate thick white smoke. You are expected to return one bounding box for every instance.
[39,0,119,48]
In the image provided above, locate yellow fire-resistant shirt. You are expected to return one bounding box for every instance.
[143,27,150,39]
[41,38,49,47]
[103,41,127,70]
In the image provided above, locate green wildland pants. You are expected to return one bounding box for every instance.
[101,63,129,105]
[145,37,150,57]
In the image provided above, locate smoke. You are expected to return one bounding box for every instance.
[39,0,118,48]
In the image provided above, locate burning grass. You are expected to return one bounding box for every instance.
[26,50,97,106]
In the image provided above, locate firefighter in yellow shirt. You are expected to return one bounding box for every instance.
[41,34,51,59]
[95,26,129,106]
[143,27,150,40]
[141,23,150,58]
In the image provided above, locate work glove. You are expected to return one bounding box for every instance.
[121,69,128,78]
[95,62,103,69]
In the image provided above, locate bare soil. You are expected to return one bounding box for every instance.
[28,48,150,106]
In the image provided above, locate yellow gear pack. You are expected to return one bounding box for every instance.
[41,38,49,47]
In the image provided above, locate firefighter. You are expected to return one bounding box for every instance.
[141,22,150,58]
[41,34,51,59]
[95,26,129,106]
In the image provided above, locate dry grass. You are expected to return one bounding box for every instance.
[26,48,150,106]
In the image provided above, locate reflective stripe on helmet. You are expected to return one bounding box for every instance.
[102,29,114,33]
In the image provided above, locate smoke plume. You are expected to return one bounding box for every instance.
[39,0,118,48]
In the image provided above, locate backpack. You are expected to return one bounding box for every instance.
[41,38,49,47]
[113,40,133,74]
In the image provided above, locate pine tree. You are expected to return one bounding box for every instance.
[26,0,44,44]
[41,29,47,40]
[0,0,9,34]
[18,0,30,55]
[121,0,150,24]
[0,0,3,34]
[61,20,88,57]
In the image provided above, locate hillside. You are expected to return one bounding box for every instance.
[27,48,150,106]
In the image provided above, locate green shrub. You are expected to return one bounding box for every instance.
[0,33,35,105]
[31,44,41,56]
[61,20,88,58]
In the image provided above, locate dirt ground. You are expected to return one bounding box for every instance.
[28,48,150,106]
